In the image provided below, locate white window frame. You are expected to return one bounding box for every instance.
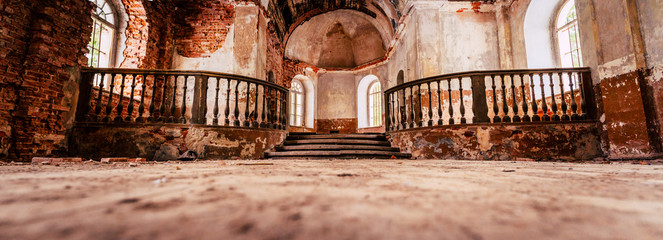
[88,0,118,69]
[289,80,305,127]
[368,81,382,127]
[555,0,583,68]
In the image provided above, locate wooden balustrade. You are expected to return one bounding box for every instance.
[76,68,289,129]
[384,68,596,131]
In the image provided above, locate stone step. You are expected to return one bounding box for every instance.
[286,134,386,140]
[277,144,400,151]
[283,139,391,146]
[265,150,411,158]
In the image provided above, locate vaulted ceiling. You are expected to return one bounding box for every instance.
[269,0,404,39]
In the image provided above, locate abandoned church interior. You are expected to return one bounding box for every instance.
[2,0,663,239]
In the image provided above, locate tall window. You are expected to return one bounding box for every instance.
[368,81,382,127]
[289,81,304,127]
[556,0,582,68]
[87,0,117,68]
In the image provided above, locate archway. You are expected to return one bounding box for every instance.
[357,75,382,129]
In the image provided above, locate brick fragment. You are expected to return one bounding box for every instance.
[31,157,84,164]
[100,158,147,163]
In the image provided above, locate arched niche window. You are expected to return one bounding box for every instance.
[556,0,582,67]
[368,81,382,127]
[289,80,305,127]
[87,0,118,68]
[397,70,404,85]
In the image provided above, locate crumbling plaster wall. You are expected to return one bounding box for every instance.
[69,125,287,160]
[503,0,663,159]
[635,0,663,157]
[172,1,283,83]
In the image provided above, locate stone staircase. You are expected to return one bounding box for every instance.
[265,133,412,159]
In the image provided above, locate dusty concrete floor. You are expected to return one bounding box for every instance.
[0,160,662,240]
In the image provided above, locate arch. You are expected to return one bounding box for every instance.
[368,81,383,127]
[285,9,392,69]
[397,70,404,85]
[290,75,315,128]
[523,0,567,68]
[87,0,120,68]
[357,75,382,129]
[555,0,583,67]
[289,80,305,127]
[268,71,275,83]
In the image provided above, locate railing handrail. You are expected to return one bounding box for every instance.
[81,67,289,92]
[77,68,290,130]
[385,67,591,94]
[382,67,597,132]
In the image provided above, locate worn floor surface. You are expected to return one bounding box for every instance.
[0,160,662,240]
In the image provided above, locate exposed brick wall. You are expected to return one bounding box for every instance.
[282,58,317,87]
[0,0,35,158]
[8,0,94,159]
[120,0,175,69]
[119,0,148,68]
[143,1,175,69]
[174,0,236,58]
[265,22,284,86]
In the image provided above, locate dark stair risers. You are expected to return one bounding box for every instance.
[265,133,412,159]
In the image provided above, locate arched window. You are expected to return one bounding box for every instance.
[87,0,118,68]
[289,80,304,127]
[368,81,382,127]
[556,0,582,67]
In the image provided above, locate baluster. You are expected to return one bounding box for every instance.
[459,78,466,124]
[577,72,587,119]
[521,74,531,122]
[549,73,560,121]
[559,72,569,121]
[125,74,137,122]
[263,87,270,128]
[94,73,106,121]
[281,90,287,129]
[274,90,281,129]
[510,74,520,122]
[147,75,158,122]
[212,78,220,125]
[167,75,178,123]
[80,72,95,122]
[539,73,550,121]
[136,75,148,123]
[448,80,455,125]
[158,75,168,122]
[530,74,540,122]
[244,83,252,127]
[114,73,126,122]
[417,85,423,127]
[201,76,209,124]
[437,81,444,126]
[225,79,232,125]
[427,82,433,126]
[252,83,259,127]
[234,80,240,126]
[398,89,407,129]
[491,75,501,123]
[392,93,398,130]
[180,76,188,123]
[569,72,580,120]
[409,87,415,128]
[103,73,116,122]
[501,75,510,123]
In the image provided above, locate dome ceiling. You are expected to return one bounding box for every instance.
[285,10,390,69]
[270,0,404,39]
